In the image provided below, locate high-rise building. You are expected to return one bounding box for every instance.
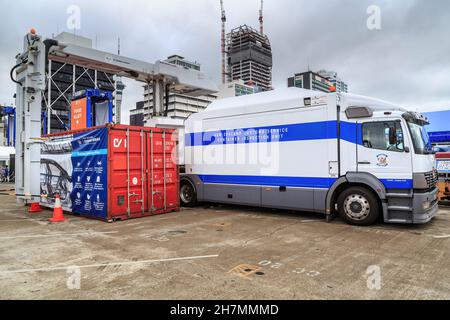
[129,55,216,126]
[129,101,145,127]
[217,80,255,99]
[165,55,200,71]
[317,69,348,93]
[287,71,332,93]
[136,88,216,122]
[226,25,273,92]
[44,32,117,133]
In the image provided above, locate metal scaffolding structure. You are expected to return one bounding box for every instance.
[43,60,117,134]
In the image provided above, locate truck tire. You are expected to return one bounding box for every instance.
[337,186,380,226]
[180,181,197,207]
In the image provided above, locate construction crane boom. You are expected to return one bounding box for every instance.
[259,0,264,35]
[220,0,227,84]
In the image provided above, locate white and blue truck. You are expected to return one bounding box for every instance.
[180,88,439,225]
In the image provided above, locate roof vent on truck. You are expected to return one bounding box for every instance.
[345,106,373,119]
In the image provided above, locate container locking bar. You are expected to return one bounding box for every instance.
[140,129,145,214]
[126,128,130,216]
[163,131,167,211]
[150,130,154,212]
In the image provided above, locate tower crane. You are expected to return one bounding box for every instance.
[220,0,227,84]
[259,0,264,35]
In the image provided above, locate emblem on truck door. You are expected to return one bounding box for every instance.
[376,154,388,167]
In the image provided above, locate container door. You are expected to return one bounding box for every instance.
[163,130,179,210]
[109,128,146,218]
[147,130,179,213]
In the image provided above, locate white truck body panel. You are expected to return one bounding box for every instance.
[183,87,438,224]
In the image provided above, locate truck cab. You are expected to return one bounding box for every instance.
[338,94,439,224]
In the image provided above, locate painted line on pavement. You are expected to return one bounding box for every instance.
[432,235,450,239]
[0,219,48,222]
[0,254,220,274]
[0,231,118,240]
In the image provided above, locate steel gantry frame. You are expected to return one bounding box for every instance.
[44,59,118,133]
[13,31,217,204]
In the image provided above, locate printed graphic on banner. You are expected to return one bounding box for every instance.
[70,128,108,218]
[40,135,74,211]
[40,127,108,218]
[437,160,450,173]
[71,97,87,130]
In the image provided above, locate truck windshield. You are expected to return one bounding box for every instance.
[407,121,433,154]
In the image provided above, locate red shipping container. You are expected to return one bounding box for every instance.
[40,124,179,222]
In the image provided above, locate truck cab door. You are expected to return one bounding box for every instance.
[357,119,413,190]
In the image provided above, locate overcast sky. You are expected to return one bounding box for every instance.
[0,0,449,123]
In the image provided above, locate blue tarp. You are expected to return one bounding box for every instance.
[424,110,450,143]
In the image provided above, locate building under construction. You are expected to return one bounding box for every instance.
[226,25,273,92]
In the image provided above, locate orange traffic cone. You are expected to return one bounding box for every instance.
[50,194,66,223]
[29,202,42,213]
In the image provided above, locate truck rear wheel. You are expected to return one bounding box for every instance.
[337,186,380,226]
[180,181,197,207]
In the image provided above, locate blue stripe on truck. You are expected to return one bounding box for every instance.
[199,175,337,188]
[380,179,413,189]
[198,174,413,190]
[185,121,361,147]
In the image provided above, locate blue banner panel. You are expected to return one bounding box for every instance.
[429,131,450,144]
[70,128,108,219]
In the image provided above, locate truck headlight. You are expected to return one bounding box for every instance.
[422,201,431,210]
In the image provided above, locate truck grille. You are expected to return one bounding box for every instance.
[424,171,437,189]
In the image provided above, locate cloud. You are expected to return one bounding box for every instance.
[0,0,449,122]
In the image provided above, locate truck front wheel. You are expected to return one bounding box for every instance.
[337,186,380,226]
[180,181,197,207]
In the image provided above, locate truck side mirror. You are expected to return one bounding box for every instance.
[404,146,410,153]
